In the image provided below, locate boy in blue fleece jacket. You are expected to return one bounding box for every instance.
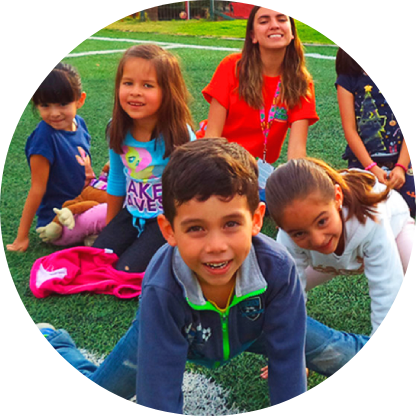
[39,138,307,413]
[136,138,307,412]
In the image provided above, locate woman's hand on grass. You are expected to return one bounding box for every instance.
[6,236,29,252]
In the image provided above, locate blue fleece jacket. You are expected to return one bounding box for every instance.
[136,233,307,413]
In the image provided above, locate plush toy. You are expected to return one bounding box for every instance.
[36,162,109,246]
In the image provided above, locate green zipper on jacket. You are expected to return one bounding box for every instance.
[220,311,230,361]
[187,287,266,365]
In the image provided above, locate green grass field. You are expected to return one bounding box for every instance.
[105,17,335,45]
[1,22,371,413]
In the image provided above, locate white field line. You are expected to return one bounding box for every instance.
[66,36,335,60]
[304,53,335,60]
[69,49,128,57]
[79,349,242,415]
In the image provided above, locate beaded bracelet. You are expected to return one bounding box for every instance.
[364,162,377,171]
[395,163,408,172]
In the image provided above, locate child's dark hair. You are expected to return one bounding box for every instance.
[162,138,260,225]
[32,62,82,106]
[109,44,193,158]
[266,157,391,227]
[335,48,364,77]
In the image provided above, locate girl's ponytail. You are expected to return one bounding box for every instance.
[266,157,391,227]
[309,158,391,223]
[343,170,391,222]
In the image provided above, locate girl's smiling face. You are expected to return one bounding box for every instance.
[118,57,162,128]
[36,93,85,131]
[251,8,294,51]
[280,186,344,255]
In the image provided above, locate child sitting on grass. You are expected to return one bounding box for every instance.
[37,138,307,412]
[7,62,93,252]
[335,48,415,216]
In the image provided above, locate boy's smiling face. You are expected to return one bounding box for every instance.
[158,195,265,294]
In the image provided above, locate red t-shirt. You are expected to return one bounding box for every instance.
[202,53,319,163]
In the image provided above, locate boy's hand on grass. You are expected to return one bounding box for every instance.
[6,237,29,252]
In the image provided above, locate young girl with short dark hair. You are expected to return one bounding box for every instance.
[7,62,92,252]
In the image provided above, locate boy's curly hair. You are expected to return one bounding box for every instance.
[162,138,259,225]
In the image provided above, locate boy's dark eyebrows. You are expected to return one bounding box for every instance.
[223,212,247,221]
[179,217,202,227]
[178,211,246,227]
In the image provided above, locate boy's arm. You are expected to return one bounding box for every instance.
[264,255,307,405]
[7,155,50,252]
[136,285,189,413]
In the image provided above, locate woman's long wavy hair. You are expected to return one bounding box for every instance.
[238,6,312,109]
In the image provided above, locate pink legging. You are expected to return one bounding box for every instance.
[52,203,107,247]
[396,217,415,274]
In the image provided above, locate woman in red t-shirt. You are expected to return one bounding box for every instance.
[201,6,318,165]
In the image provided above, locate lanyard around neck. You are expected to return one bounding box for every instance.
[259,81,281,162]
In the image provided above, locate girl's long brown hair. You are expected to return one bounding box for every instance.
[266,158,391,227]
[238,6,312,109]
[109,44,193,158]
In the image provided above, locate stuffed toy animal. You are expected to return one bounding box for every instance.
[36,162,109,246]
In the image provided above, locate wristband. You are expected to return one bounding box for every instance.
[395,163,408,172]
[364,162,377,171]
